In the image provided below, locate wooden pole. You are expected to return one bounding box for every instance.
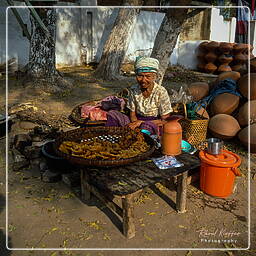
[176,171,188,213]
[122,194,135,239]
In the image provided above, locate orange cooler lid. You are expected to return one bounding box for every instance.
[199,150,241,168]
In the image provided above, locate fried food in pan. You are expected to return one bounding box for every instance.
[59,132,150,160]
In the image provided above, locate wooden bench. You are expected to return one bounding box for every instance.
[80,152,200,238]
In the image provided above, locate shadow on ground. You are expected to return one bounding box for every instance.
[0,194,12,256]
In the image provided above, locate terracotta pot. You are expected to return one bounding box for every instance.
[205,52,218,62]
[217,71,241,82]
[234,52,247,64]
[188,82,209,101]
[233,43,247,54]
[238,73,256,100]
[210,93,240,115]
[208,114,241,139]
[218,54,233,64]
[218,64,232,73]
[205,41,220,51]
[237,100,256,126]
[251,58,256,72]
[238,124,256,153]
[205,63,217,73]
[197,63,206,72]
[198,41,209,52]
[219,42,233,53]
[231,64,243,72]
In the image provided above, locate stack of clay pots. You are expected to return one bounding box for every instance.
[197,41,254,74]
[187,71,256,153]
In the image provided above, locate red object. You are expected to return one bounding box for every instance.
[199,150,241,198]
[161,116,182,156]
[81,105,107,121]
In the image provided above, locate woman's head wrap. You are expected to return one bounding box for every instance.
[135,56,159,74]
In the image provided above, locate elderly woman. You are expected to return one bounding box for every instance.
[106,57,172,135]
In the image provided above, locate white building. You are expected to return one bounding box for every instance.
[1,0,255,70]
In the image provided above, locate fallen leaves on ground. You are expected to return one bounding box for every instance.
[103,233,111,240]
[78,231,93,241]
[86,220,102,230]
[144,233,153,241]
[178,225,187,229]
[60,192,75,199]
[146,211,156,215]
[8,224,16,232]
[118,181,128,186]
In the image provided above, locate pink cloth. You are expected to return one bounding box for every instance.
[81,105,107,121]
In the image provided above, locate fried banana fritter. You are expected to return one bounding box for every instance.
[59,132,150,160]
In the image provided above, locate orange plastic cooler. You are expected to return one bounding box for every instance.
[199,150,241,198]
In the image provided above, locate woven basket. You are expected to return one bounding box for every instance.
[180,104,209,146]
[69,94,128,126]
[69,100,106,126]
[54,127,156,167]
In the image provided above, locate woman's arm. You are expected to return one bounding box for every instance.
[128,111,144,129]
[130,110,138,122]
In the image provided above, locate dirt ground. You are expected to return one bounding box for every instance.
[0,66,255,256]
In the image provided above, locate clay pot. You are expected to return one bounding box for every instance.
[198,41,209,52]
[237,100,256,126]
[218,54,233,64]
[250,58,256,73]
[234,52,247,64]
[210,93,240,115]
[188,82,209,101]
[205,52,218,62]
[208,114,241,139]
[219,42,233,53]
[233,43,247,54]
[205,63,217,74]
[197,63,206,72]
[218,64,232,73]
[197,51,206,61]
[205,41,220,51]
[231,64,244,72]
[238,73,256,100]
[238,124,256,153]
[217,71,241,82]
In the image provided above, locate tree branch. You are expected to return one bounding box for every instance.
[186,8,206,19]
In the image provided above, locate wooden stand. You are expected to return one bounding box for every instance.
[80,152,200,239]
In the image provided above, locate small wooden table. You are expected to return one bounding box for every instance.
[80,152,200,238]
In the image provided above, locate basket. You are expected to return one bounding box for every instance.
[69,100,107,126]
[54,127,156,167]
[180,104,209,146]
[69,93,128,126]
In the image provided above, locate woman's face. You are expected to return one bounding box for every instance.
[136,72,156,89]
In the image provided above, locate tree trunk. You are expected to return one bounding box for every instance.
[95,0,142,81]
[151,1,192,85]
[25,8,71,91]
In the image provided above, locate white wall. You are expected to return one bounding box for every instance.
[55,3,82,66]
[250,21,256,56]
[210,8,236,43]
[176,8,237,70]
[1,6,239,71]
[1,1,30,67]
[125,11,164,61]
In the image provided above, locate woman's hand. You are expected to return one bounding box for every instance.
[128,120,144,130]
